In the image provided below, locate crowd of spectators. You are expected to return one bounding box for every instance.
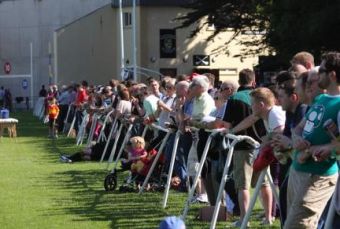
[37,51,339,228]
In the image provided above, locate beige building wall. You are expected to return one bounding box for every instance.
[55,4,118,86]
[137,7,261,85]
[55,5,263,86]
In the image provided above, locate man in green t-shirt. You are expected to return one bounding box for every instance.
[284,52,340,229]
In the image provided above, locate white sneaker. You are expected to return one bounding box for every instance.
[60,155,72,163]
[196,193,209,203]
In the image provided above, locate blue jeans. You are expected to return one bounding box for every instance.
[280,175,289,228]
[317,197,340,229]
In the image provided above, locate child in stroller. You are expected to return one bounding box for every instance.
[119,136,164,192]
[122,136,147,172]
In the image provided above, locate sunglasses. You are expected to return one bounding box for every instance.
[165,85,174,90]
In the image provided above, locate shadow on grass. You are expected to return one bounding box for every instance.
[13,112,279,228]
[43,169,167,228]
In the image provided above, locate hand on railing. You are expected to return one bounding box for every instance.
[164,122,177,130]
[143,116,156,125]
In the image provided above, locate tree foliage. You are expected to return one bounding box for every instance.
[267,0,340,61]
[177,0,340,62]
[176,0,272,57]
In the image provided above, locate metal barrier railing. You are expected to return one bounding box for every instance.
[55,103,290,228]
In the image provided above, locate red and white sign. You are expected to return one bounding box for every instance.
[4,62,11,74]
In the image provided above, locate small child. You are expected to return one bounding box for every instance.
[47,97,59,138]
[123,136,148,173]
[120,136,148,189]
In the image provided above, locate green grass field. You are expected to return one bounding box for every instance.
[0,111,279,228]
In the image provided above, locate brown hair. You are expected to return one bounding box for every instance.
[291,51,314,68]
[239,69,255,86]
[119,88,130,101]
[250,87,276,106]
[176,74,189,82]
[321,51,340,84]
[278,81,296,96]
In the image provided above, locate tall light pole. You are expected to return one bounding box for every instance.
[132,0,137,81]
[119,0,125,79]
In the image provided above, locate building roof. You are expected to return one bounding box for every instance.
[111,0,195,8]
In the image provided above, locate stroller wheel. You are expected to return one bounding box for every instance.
[104,173,117,191]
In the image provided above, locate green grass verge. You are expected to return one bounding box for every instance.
[0,111,280,228]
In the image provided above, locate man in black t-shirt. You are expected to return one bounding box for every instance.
[222,69,266,227]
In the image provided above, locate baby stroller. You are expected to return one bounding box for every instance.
[104,148,166,192]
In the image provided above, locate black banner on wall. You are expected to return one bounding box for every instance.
[160,29,176,58]
[193,55,210,66]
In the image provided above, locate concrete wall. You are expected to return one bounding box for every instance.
[0,0,111,100]
[0,0,264,99]
[56,5,117,86]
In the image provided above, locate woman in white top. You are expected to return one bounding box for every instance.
[156,79,176,127]
[115,88,132,119]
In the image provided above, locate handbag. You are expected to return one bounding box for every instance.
[253,145,277,172]
[198,206,228,221]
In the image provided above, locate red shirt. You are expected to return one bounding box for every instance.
[75,88,88,106]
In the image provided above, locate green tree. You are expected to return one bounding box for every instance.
[177,0,340,62]
[177,0,272,56]
[267,0,340,61]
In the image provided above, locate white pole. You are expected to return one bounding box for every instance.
[162,131,180,208]
[182,133,214,219]
[30,42,34,109]
[210,143,235,229]
[53,31,58,85]
[139,130,172,194]
[132,0,137,81]
[119,0,125,75]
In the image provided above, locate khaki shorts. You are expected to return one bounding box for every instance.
[284,167,338,229]
[251,168,270,188]
[233,149,255,190]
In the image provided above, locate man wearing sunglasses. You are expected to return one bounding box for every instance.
[285,52,340,229]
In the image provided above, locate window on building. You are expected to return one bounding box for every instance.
[124,12,132,27]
